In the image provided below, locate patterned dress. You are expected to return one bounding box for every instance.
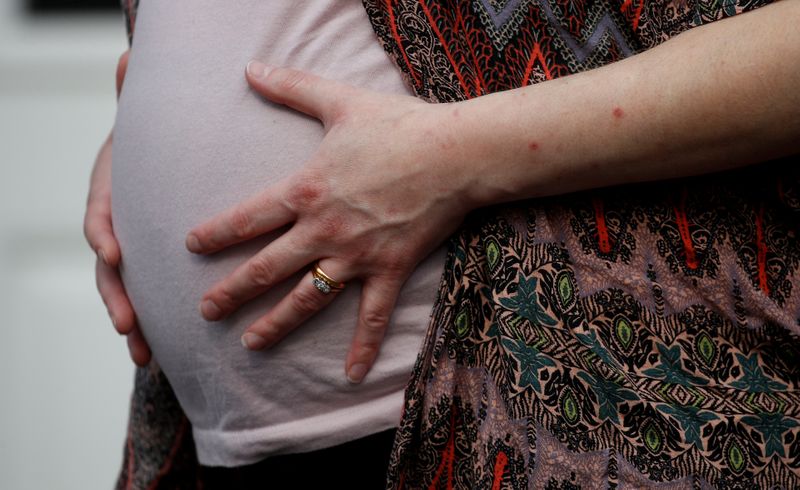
[361,0,800,488]
[116,0,800,488]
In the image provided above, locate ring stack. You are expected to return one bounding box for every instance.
[311,262,346,295]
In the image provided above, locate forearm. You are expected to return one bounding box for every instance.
[450,0,800,207]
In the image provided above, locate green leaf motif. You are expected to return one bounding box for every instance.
[455,306,471,339]
[726,438,747,474]
[556,271,576,309]
[642,420,664,454]
[614,315,634,351]
[485,237,501,271]
[501,337,556,393]
[560,387,581,425]
[499,273,557,327]
[695,332,717,367]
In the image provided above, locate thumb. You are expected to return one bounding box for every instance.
[245,61,351,126]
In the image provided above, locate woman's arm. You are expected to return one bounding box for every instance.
[187,0,800,383]
[452,0,800,209]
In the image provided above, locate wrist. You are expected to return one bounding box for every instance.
[417,101,491,214]
[448,88,558,208]
[450,61,650,207]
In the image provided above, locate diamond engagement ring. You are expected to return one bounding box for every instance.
[311,262,346,295]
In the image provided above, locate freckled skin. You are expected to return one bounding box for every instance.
[613,107,624,119]
[318,215,346,237]
[440,139,456,150]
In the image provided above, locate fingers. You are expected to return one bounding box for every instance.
[240,259,352,351]
[199,231,311,321]
[86,48,128,262]
[84,137,122,267]
[116,50,130,99]
[245,61,353,126]
[96,256,151,366]
[95,257,138,335]
[186,185,295,255]
[127,327,152,367]
[86,48,142,368]
[345,277,403,384]
[84,203,121,267]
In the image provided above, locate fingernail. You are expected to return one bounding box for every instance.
[246,60,271,79]
[241,333,267,350]
[110,313,118,331]
[98,249,109,265]
[347,363,368,384]
[200,300,222,321]
[186,234,201,253]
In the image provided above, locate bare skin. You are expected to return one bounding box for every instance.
[87,1,800,379]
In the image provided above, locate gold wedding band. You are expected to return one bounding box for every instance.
[311,261,346,295]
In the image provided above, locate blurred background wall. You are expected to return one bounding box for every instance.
[0,0,135,488]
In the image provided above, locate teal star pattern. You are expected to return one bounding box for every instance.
[575,329,620,368]
[499,273,558,327]
[656,404,719,450]
[643,343,709,387]
[741,412,799,457]
[501,337,556,392]
[577,371,639,424]
[731,353,788,393]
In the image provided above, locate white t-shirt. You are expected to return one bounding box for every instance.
[111,0,446,467]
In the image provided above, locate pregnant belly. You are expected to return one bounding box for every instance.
[108,2,445,462]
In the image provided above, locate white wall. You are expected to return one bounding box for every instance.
[0,3,135,489]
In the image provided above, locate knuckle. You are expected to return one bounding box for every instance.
[229,207,254,241]
[213,285,238,310]
[247,258,275,287]
[383,257,408,275]
[290,287,322,316]
[326,104,350,127]
[276,70,307,95]
[285,181,324,212]
[360,311,389,336]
